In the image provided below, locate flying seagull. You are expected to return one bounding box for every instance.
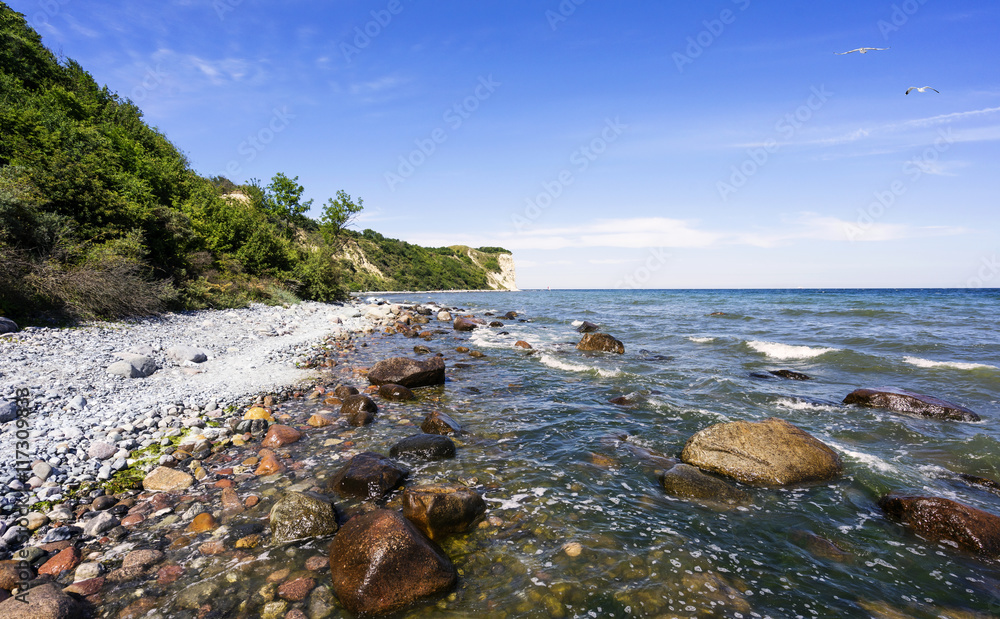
[905,86,939,95]
[835,47,890,54]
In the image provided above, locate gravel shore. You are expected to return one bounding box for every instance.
[0,300,377,518]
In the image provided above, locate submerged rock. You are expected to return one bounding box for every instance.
[768,369,812,380]
[681,417,842,486]
[577,332,625,354]
[576,321,599,333]
[421,411,462,435]
[270,492,338,542]
[403,484,487,540]
[379,383,416,401]
[879,493,1000,559]
[843,387,981,422]
[367,356,446,389]
[328,509,457,616]
[659,463,750,505]
[390,435,456,461]
[261,424,302,448]
[327,452,409,500]
[340,395,378,427]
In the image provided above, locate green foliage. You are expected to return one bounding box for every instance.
[320,189,364,244]
[476,246,513,255]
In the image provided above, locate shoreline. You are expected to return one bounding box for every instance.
[357,288,520,295]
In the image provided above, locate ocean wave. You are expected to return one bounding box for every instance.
[538,354,621,378]
[571,320,584,327]
[903,356,997,371]
[774,397,840,412]
[688,336,715,343]
[746,340,839,360]
[825,440,897,474]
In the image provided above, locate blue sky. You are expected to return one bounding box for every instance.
[11,0,1000,289]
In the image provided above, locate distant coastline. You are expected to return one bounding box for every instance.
[357,288,521,295]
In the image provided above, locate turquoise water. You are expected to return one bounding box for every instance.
[363,289,1000,617]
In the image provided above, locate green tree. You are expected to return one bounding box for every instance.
[266,172,312,224]
[320,189,364,245]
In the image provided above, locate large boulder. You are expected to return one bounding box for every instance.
[269,492,338,542]
[114,353,157,377]
[340,395,377,427]
[367,357,445,389]
[577,333,625,354]
[843,388,981,422]
[452,317,479,332]
[421,411,462,435]
[0,317,18,334]
[327,452,409,500]
[403,485,486,540]
[0,582,81,619]
[879,493,1000,558]
[681,417,842,486]
[390,435,456,461]
[328,509,457,616]
[659,463,750,505]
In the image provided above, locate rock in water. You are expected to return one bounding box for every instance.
[327,452,409,500]
[340,395,378,427]
[390,435,456,460]
[879,493,1000,559]
[681,417,842,486]
[328,509,457,616]
[843,387,981,422]
[577,333,625,354]
[421,411,462,435]
[452,317,478,332]
[269,492,338,542]
[367,356,445,388]
[379,384,416,401]
[659,463,750,505]
[142,466,195,492]
[261,424,303,447]
[576,321,599,333]
[0,582,81,619]
[768,369,812,380]
[403,485,486,540]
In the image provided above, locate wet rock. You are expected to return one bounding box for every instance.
[327,452,409,500]
[503,311,518,320]
[421,411,462,435]
[340,395,378,427]
[789,530,852,563]
[0,559,32,590]
[167,345,208,363]
[390,435,457,461]
[38,546,81,577]
[879,493,1000,558]
[437,311,452,322]
[142,466,194,491]
[577,332,625,354]
[81,511,119,537]
[514,341,533,350]
[681,417,842,486]
[328,509,457,616]
[308,584,338,618]
[187,512,217,534]
[403,485,487,540]
[489,321,504,327]
[122,549,164,571]
[659,463,750,505]
[768,369,812,380]
[576,321,599,333]
[367,356,446,389]
[453,317,479,332]
[269,492,338,542]
[64,575,104,597]
[244,406,274,421]
[608,395,636,406]
[958,473,1000,497]
[262,424,303,448]
[334,385,360,399]
[91,495,116,511]
[379,384,415,401]
[307,413,336,427]
[118,597,159,619]
[843,388,981,422]
[0,582,81,619]
[278,576,316,602]
[255,450,285,476]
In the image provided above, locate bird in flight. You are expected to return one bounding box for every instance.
[905,86,940,95]
[835,47,890,54]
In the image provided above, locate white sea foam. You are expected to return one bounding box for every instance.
[538,354,621,378]
[774,397,839,412]
[746,340,838,360]
[826,440,897,474]
[571,320,584,327]
[688,336,715,343]
[903,356,997,371]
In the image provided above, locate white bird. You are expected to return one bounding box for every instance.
[905,86,940,95]
[835,47,890,55]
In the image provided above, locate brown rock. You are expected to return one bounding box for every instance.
[681,417,842,486]
[514,341,533,350]
[261,424,303,448]
[269,492,338,542]
[199,541,225,556]
[187,512,217,534]
[255,449,285,476]
[453,317,479,332]
[305,555,328,572]
[142,466,194,492]
[307,413,336,427]
[328,509,457,616]
[327,452,409,500]
[157,564,184,585]
[122,549,165,571]
[278,576,316,602]
[334,385,360,399]
[577,332,625,354]
[879,493,1000,558]
[38,546,81,577]
[0,582,81,619]
[120,513,144,528]
[576,321,599,333]
[378,384,416,401]
[455,346,470,354]
[421,411,462,435]
[0,559,32,591]
[244,495,260,508]
[366,356,446,389]
[843,387,981,422]
[659,463,750,506]
[63,576,104,597]
[220,487,244,515]
[340,395,378,427]
[118,597,158,619]
[403,485,487,540]
[235,534,261,549]
[284,609,307,619]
